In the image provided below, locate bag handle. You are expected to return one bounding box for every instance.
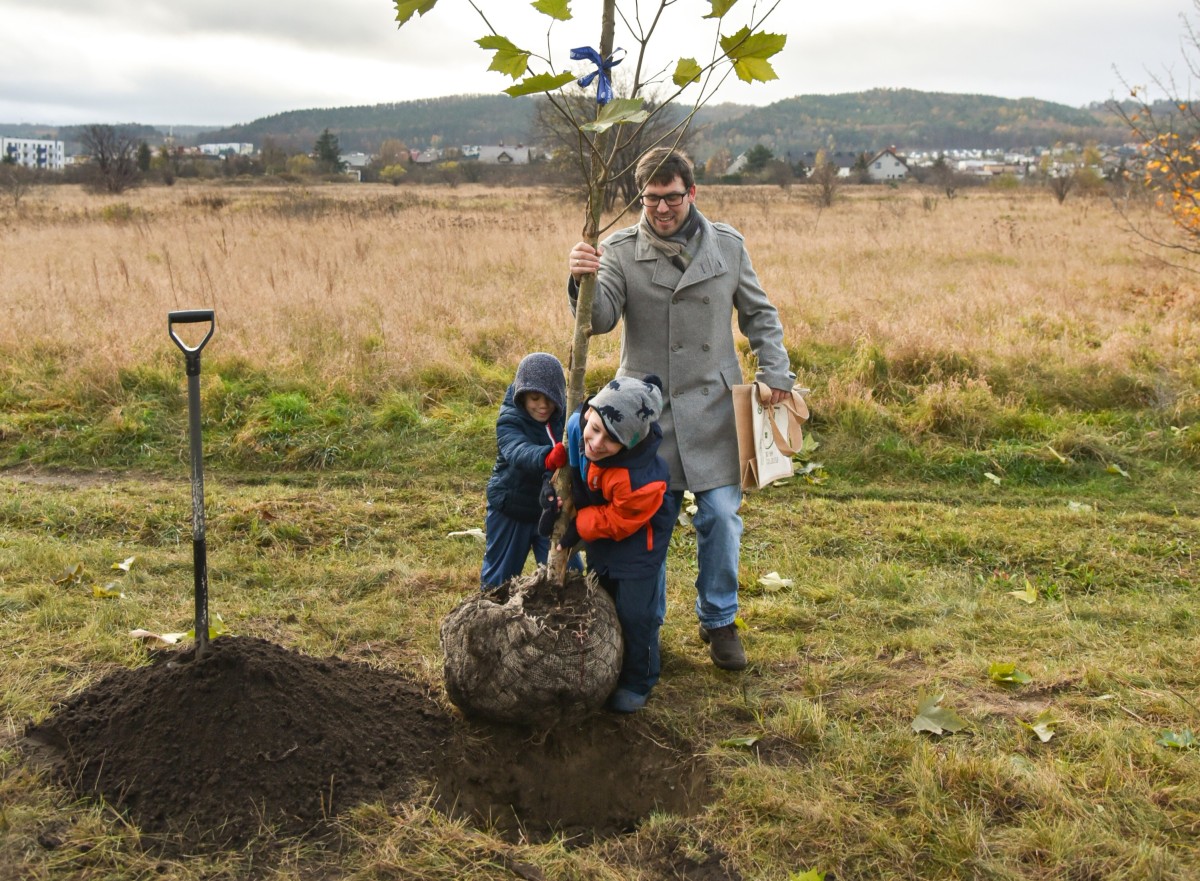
[753,382,807,457]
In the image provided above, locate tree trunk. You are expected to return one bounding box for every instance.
[547,0,616,584]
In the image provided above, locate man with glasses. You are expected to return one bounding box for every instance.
[566,147,794,671]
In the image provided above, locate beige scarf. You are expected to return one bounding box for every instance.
[639,207,701,273]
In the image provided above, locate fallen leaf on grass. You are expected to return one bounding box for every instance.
[788,871,826,881]
[796,461,825,484]
[1045,445,1071,464]
[1008,580,1038,604]
[720,734,762,749]
[1156,729,1197,750]
[1021,709,1060,743]
[186,614,229,641]
[52,562,86,586]
[758,571,794,591]
[111,556,137,572]
[989,662,1033,687]
[447,528,486,541]
[130,629,186,645]
[677,490,698,527]
[984,472,1001,485]
[1106,463,1130,479]
[1066,501,1094,513]
[912,690,969,736]
[92,582,124,599]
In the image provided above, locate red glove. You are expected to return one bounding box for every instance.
[544,442,568,471]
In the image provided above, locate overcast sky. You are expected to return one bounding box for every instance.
[2,0,1194,127]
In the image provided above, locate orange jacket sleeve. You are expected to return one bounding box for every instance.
[575,464,666,543]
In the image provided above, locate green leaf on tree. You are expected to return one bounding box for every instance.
[673,58,703,87]
[720,28,786,83]
[1021,709,1060,743]
[393,0,438,27]
[477,35,531,79]
[531,0,572,21]
[988,661,1033,687]
[1156,729,1197,749]
[911,690,969,736]
[503,72,576,97]
[704,0,740,18]
[580,97,650,132]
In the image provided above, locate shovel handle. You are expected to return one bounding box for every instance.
[168,309,215,356]
[169,310,215,378]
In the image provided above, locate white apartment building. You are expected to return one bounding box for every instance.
[1,137,65,170]
[198,143,254,156]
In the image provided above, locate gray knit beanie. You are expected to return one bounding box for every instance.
[513,352,566,415]
[590,375,663,449]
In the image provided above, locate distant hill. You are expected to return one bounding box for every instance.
[4,89,1133,159]
[193,89,1129,160]
[196,95,541,154]
[691,89,1129,158]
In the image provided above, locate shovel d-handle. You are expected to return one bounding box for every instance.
[169,309,215,658]
[168,309,215,377]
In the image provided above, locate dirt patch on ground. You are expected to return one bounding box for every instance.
[22,635,712,858]
[0,466,151,490]
[435,714,710,844]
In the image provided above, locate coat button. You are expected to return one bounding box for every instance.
[702,387,709,396]
[671,296,680,304]
[703,296,710,304]
[672,390,680,398]
[672,343,682,352]
[702,344,710,351]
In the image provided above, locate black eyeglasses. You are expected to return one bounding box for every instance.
[640,191,689,207]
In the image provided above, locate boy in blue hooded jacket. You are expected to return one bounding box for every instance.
[481,352,579,589]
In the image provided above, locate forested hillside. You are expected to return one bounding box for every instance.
[197,95,541,154]
[194,88,1128,159]
[6,89,1131,159]
[693,89,1128,156]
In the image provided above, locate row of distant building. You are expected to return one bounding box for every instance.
[5,135,1133,181]
[0,136,535,172]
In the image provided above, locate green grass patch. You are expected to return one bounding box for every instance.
[3,350,1200,879]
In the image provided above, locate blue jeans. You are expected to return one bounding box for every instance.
[597,572,664,695]
[480,506,581,589]
[672,483,743,629]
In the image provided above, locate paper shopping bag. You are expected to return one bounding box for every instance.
[733,382,810,491]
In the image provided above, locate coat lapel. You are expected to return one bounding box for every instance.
[634,215,728,291]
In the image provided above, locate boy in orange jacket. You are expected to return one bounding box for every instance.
[545,375,678,713]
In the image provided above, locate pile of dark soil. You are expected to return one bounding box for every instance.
[22,632,719,867]
[23,636,453,850]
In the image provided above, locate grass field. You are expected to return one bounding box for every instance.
[2,180,1199,880]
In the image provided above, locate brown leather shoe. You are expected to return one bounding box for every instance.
[699,623,747,670]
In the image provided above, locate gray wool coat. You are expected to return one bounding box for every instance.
[569,209,794,493]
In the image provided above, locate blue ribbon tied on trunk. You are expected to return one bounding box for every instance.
[571,46,624,105]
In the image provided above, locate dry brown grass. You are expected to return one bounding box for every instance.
[1,180,1194,409]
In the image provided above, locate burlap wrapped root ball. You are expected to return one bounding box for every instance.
[440,568,622,726]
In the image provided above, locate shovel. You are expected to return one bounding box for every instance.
[169,309,216,659]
